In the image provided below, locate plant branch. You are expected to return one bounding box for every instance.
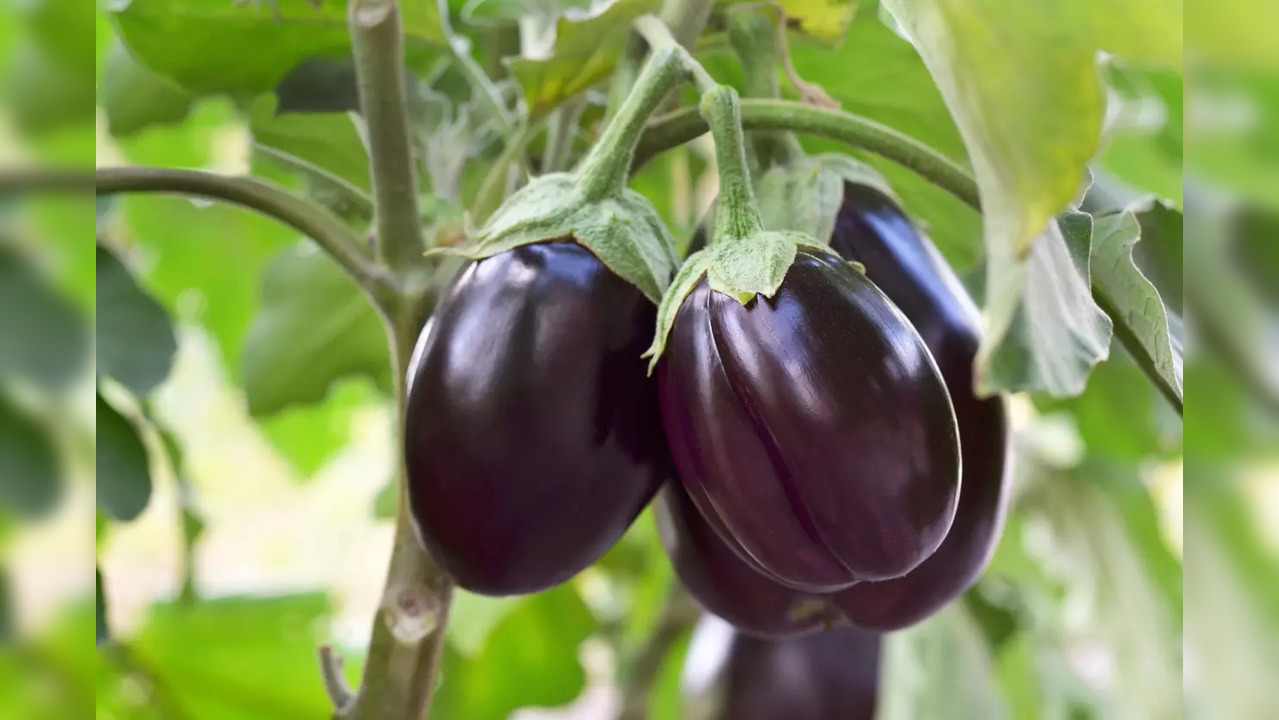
[342,293,453,720]
[318,645,356,710]
[94,168,391,304]
[634,100,982,210]
[351,0,426,269]
[616,586,700,720]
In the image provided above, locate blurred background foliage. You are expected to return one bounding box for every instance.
[0,0,1272,718]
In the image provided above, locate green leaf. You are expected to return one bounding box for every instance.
[243,244,391,417]
[95,567,109,645]
[1186,0,1279,70]
[128,593,336,719]
[274,57,361,114]
[96,393,152,523]
[4,41,96,135]
[250,95,372,195]
[0,244,88,392]
[259,379,380,477]
[755,154,895,244]
[433,585,596,720]
[507,0,662,118]
[446,592,522,656]
[769,0,861,44]
[787,11,980,269]
[0,567,12,643]
[0,394,62,519]
[1090,202,1183,404]
[879,604,1007,720]
[644,249,713,371]
[880,0,1178,394]
[96,245,179,397]
[119,194,295,376]
[110,0,447,96]
[979,211,1113,397]
[100,42,194,137]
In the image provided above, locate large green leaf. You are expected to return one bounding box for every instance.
[1089,202,1183,405]
[432,585,596,720]
[243,244,390,416]
[96,245,179,397]
[100,42,195,137]
[0,394,62,518]
[787,11,981,269]
[507,0,661,118]
[110,0,447,96]
[95,393,152,523]
[881,0,1179,394]
[979,211,1113,396]
[0,244,89,392]
[126,594,336,719]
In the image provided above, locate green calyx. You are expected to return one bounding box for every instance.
[428,45,690,303]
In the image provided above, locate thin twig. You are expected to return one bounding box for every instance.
[318,645,356,710]
[93,167,392,305]
[351,0,426,269]
[634,99,982,210]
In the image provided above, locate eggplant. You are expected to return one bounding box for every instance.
[655,482,837,637]
[685,616,880,720]
[658,248,961,591]
[827,183,1011,630]
[404,242,668,595]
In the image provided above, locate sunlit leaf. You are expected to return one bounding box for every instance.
[110,0,447,96]
[507,0,661,118]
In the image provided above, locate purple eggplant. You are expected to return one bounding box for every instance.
[827,183,1011,630]
[404,242,668,596]
[658,248,961,591]
[686,617,881,720]
[655,482,838,637]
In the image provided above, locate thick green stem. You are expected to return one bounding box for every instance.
[701,87,765,242]
[634,100,983,210]
[93,168,392,306]
[351,0,425,269]
[574,44,693,201]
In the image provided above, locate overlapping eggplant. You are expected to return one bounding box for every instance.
[684,616,881,720]
[827,182,1011,630]
[658,247,962,591]
[405,243,669,595]
[658,182,1010,633]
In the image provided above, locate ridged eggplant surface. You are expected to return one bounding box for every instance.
[658,248,961,591]
[405,242,668,596]
[827,183,1011,630]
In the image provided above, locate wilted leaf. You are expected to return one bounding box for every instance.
[1090,202,1183,405]
[96,245,179,397]
[0,244,88,392]
[100,42,194,137]
[110,0,447,96]
[243,244,390,417]
[507,0,661,118]
[0,394,61,518]
[979,212,1113,396]
[96,393,152,522]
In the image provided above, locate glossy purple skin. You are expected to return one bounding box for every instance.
[658,248,961,591]
[827,183,1011,630]
[718,625,881,720]
[655,482,837,638]
[404,242,668,596]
